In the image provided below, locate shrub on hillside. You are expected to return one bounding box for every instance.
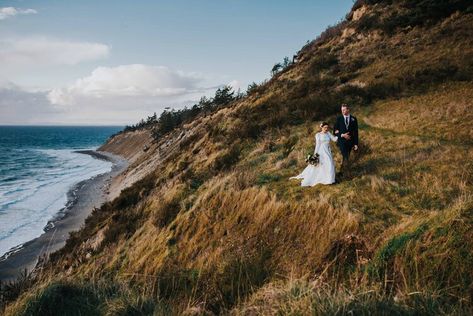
[356,13,382,31]
[337,84,371,105]
[237,120,263,140]
[204,248,272,313]
[364,81,402,100]
[309,51,339,75]
[213,143,241,172]
[246,82,260,95]
[11,280,165,316]
[355,0,473,33]
[103,207,145,246]
[401,0,473,25]
[16,282,101,316]
[114,173,156,209]
[0,269,35,312]
[404,62,460,87]
[153,192,184,228]
[271,56,294,77]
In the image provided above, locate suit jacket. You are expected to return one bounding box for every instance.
[333,115,358,147]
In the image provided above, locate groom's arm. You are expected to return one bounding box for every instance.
[353,117,359,146]
[333,118,340,136]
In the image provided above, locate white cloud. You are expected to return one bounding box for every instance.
[1,67,234,125]
[0,7,37,20]
[0,37,109,69]
[0,81,61,125]
[48,64,208,105]
[228,80,241,92]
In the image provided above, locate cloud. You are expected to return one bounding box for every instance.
[1,66,234,125]
[0,81,151,125]
[0,82,60,125]
[0,37,110,69]
[228,80,242,92]
[0,7,37,20]
[48,64,208,106]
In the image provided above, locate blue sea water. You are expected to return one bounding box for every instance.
[0,126,123,257]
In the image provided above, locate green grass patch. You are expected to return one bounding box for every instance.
[384,171,402,181]
[368,224,429,280]
[377,224,428,263]
[256,174,282,185]
[246,154,268,167]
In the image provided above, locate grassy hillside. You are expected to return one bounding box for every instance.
[3,0,473,314]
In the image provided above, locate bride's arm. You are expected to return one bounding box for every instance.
[314,133,320,154]
[329,132,338,142]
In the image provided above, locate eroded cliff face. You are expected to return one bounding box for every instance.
[4,1,473,315]
[98,110,223,200]
[100,129,152,162]
[99,129,154,199]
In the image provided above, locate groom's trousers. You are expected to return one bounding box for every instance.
[339,142,353,174]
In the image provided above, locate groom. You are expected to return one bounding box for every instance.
[333,103,359,176]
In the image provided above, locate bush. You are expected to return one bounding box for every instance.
[237,120,263,140]
[344,57,369,73]
[213,143,241,171]
[246,82,260,95]
[404,63,459,87]
[114,173,155,209]
[17,282,101,316]
[401,0,473,26]
[103,208,145,246]
[357,13,382,31]
[309,51,339,75]
[355,0,473,33]
[337,84,371,105]
[12,280,167,316]
[364,81,402,100]
[0,269,35,311]
[204,248,272,313]
[153,197,182,228]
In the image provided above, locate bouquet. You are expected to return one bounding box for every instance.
[305,153,320,166]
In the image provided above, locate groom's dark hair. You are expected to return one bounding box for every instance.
[341,103,349,108]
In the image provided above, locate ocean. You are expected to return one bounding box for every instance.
[0,126,123,258]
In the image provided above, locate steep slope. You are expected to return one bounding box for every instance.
[3,1,473,315]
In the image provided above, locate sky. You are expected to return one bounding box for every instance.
[0,0,354,125]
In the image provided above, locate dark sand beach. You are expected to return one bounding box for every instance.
[0,150,128,282]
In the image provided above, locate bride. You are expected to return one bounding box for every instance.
[290,122,338,186]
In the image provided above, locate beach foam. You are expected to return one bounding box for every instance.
[0,149,112,258]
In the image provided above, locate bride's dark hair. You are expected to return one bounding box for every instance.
[319,121,329,128]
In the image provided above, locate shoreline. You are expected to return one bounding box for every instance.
[0,150,128,282]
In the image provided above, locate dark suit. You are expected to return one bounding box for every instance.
[333,115,358,162]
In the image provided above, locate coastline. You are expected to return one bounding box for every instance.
[0,150,128,282]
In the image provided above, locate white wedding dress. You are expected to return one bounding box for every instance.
[290,132,338,186]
